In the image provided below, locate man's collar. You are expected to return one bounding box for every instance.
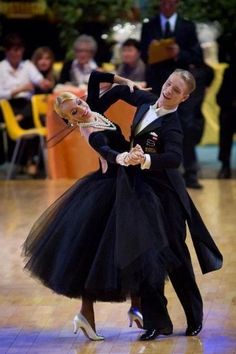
[160,13,178,31]
[5,59,23,71]
[151,102,177,116]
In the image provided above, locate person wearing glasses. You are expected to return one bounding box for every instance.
[59,34,98,88]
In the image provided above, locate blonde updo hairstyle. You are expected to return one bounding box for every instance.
[54,92,78,119]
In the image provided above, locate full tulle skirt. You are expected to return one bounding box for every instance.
[23,167,180,301]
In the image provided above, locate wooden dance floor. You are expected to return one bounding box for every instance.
[0,179,235,354]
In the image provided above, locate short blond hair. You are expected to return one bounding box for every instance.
[173,69,196,94]
[54,92,77,118]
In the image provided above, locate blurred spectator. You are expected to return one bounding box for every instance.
[59,34,98,87]
[116,39,146,83]
[187,63,214,146]
[31,46,57,93]
[216,33,236,179]
[140,0,206,189]
[0,33,51,176]
[0,33,51,126]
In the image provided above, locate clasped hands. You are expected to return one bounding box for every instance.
[125,144,145,166]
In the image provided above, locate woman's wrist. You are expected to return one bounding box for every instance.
[113,74,128,85]
[116,152,130,166]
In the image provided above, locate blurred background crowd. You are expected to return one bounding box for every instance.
[0,0,235,187]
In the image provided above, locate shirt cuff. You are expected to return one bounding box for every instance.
[116,152,129,166]
[141,154,151,169]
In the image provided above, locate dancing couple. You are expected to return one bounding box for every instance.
[23,70,222,341]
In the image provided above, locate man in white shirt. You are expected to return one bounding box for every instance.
[100,69,222,340]
[0,33,51,124]
[0,33,51,171]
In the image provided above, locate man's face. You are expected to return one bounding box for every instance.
[158,73,189,109]
[74,44,94,66]
[160,0,179,18]
[6,46,24,68]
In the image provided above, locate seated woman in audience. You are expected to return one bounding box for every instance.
[116,38,146,85]
[31,46,57,93]
[58,34,98,88]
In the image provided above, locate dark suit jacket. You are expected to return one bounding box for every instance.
[58,60,73,84]
[140,15,203,94]
[93,75,223,274]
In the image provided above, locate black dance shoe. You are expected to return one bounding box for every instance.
[217,166,232,179]
[185,323,202,336]
[185,179,203,189]
[139,328,173,341]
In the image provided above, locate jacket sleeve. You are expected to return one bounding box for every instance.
[58,61,73,84]
[89,132,119,163]
[177,21,203,67]
[140,21,154,63]
[86,70,115,111]
[149,119,183,170]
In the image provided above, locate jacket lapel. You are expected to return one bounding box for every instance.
[153,15,163,38]
[137,116,163,136]
[131,104,150,133]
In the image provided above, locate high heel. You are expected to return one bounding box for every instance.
[128,307,143,329]
[73,313,104,341]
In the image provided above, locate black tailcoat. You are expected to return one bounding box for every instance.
[95,78,223,274]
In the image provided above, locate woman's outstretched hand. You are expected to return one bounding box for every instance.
[114,75,152,93]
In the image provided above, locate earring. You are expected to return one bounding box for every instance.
[69,122,74,127]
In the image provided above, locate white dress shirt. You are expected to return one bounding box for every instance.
[160,13,178,34]
[71,59,98,86]
[136,103,177,169]
[0,59,43,100]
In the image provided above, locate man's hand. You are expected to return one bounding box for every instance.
[39,78,53,91]
[125,144,145,165]
[166,43,180,59]
[11,82,34,97]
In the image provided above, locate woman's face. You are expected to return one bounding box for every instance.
[6,46,24,68]
[37,53,53,72]
[60,97,91,125]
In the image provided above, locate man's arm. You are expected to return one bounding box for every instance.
[148,126,183,170]
[176,21,203,66]
[132,118,184,171]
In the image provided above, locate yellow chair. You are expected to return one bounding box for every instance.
[53,61,63,80]
[0,122,8,161]
[0,99,47,179]
[31,93,51,129]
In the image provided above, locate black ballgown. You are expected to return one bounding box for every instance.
[22,73,180,301]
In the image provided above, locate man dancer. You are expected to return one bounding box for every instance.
[96,69,223,340]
